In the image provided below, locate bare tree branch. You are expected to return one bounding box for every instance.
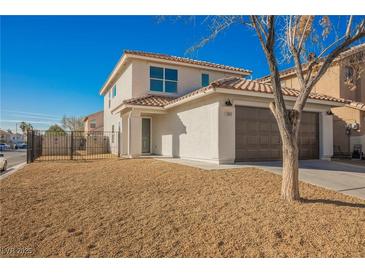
[345,16,353,38]
[186,16,239,55]
[293,21,365,112]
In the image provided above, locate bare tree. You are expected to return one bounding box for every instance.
[61,115,84,131]
[186,16,365,202]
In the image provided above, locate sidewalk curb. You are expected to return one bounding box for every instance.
[0,162,27,181]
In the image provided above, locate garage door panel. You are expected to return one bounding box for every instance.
[235,106,319,162]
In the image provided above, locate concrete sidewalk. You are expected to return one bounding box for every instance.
[157,158,365,200]
[0,162,27,181]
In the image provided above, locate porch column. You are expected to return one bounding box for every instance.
[127,109,142,157]
[319,111,334,160]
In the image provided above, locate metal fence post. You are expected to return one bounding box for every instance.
[70,131,74,160]
[26,130,32,163]
[31,130,35,162]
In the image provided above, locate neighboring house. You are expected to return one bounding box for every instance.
[258,43,365,157]
[83,111,104,132]
[0,129,25,146]
[100,50,344,163]
[0,129,11,143]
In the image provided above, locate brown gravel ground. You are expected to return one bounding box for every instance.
[0,158,364,258]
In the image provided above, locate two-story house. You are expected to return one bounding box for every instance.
[258,43,365,157]
[99,50,344,163]
[83,110,104,132]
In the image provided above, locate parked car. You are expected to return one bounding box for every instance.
[0,143,10,151]
[0,153,7,172]
[15,143,27,149]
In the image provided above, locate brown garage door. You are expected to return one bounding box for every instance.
[235,106,319,162]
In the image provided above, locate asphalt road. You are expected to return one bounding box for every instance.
[1,150,27,169]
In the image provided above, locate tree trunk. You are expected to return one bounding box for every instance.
[281,139,300,201]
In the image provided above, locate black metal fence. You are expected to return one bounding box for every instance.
[27,130,121,162]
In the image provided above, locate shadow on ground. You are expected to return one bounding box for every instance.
[301,198,365,208]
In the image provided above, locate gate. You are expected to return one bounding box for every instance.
[27,130,121,162]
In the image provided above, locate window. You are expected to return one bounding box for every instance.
[111,125,115,143]
[90,119,96,129]
[345,66,354,81]
[150,66,178,93]
[112,85,117,97]
[201,73,209,87]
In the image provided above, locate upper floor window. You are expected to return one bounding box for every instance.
[90,119,97,129]
[344,66,354,81]
[201,73,209,87]
[112,85,117,97]
[150,66,178,93]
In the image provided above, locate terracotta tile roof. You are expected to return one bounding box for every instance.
[123,94,175,107]
[121,77,345,109]
[209,77,346,103]
[83,110,103,122]
[124,50,252,75]
[257,43,365,83]
[347,101,365,111]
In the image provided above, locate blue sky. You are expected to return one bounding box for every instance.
[0,16,363,131]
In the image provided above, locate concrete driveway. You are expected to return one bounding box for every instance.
[236,160,365,200]
[158,158,365,200]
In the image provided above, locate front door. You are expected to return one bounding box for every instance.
[142,118,151,153]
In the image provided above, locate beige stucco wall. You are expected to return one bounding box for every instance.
[215,93,335,162]
[281,63,364,103]
[103,58,243,158]
[281,65,341,98]
[280,62,365,156]
[131,58,239,98]
[151,95,220,163]
[84,111,104,132]
[128,93,336,163]
[103,62,133,135]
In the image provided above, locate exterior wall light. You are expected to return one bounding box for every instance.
[225,99,232,106]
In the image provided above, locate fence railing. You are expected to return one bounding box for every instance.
[27,130,121,162]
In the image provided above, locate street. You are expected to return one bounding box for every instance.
[1,149,27,169]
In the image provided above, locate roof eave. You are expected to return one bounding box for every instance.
[99,54,128,95]
[99,52,251,95]
[128,54,251,76]
[164,87,216,109]
[216,87,345,107]
[112,103,166,115]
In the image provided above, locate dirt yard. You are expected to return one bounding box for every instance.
[1,158,364,257]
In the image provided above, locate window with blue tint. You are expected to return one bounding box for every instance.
[165,68,178,81]
[149,66,178,93]
[150,79,163,92]
[113,85,117,97]
[150,66,163,79]
[165,81,177,93]
[202,73,209,87]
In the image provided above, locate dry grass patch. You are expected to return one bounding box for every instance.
[0,158,364,257]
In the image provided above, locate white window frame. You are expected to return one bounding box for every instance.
[149,66,178,93]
